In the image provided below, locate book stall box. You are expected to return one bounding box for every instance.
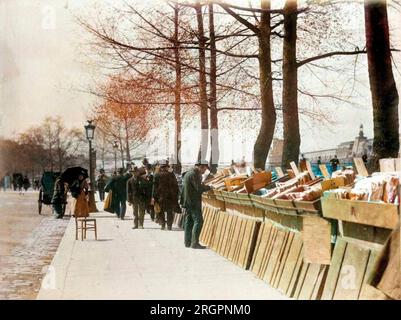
[320,170,400,300]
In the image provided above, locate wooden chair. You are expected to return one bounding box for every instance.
[75,217,97,241]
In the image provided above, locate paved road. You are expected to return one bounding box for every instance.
[0,191,45,256]
[0,191,69,299]
[38,208,288,300]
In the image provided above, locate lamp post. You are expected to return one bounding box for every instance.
[113,141,118,173]
[84,120,98,212]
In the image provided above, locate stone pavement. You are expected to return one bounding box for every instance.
[37,210,288,300]
[0,216,69,299]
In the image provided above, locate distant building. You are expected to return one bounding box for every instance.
[267,125,376,166]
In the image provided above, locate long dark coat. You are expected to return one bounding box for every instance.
[153,170,179,212]
[104,173,131,213]
[181,167,210,211]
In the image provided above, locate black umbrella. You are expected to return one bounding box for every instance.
[60,166,88,185]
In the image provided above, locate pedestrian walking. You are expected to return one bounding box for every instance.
[51,176,67,219]
[181,162,211,249]
[16,174,23,194]
[152,161,179,230]
[22,175,30,193]
[329,155,340,172]
[127,167,149,229]
[299,154,307,172]
[96,169,108,202]
[104,168,131,219]
[144,165,155,221]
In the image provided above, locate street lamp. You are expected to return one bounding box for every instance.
[84,120,98,212]
[113,141,118,173]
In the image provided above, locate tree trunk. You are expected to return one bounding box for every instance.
[118,134,124,169]
[365,0,399,172]
[208,3,219,173]
[58,147,63,172]
[253,0,276,170]
[195,2,209,164]
[281,0,299,169]
[173,4,182,174]
[124,124,131,164]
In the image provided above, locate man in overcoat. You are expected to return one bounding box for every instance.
[104,168,131,219]
[181,162,211,249]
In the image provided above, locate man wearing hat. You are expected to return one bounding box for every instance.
[104,168,131,219]
[152,160,179,230]
[96,168,108,202]
[181,161,211,249]
[127,167,148,229]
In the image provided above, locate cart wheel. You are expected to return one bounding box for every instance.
[38,189,43,215]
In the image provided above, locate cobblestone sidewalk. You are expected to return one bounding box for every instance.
[0,216,69,299]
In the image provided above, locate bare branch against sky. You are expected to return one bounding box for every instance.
[0,0,400,157]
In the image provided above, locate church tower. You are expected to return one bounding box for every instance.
[352,124,368,157]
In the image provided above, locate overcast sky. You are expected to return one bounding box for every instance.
[1,0,400,163]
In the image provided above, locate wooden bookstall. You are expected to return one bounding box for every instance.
[201,181,399,300]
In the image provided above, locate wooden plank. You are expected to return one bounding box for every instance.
[359,284,389,300]
[272,232,294,288]
[251,223,272,275]
[203,207,214,246]
[353,158,369,177]
[245,221,260,270]
[221,214,235,258]
[216,213,229,254]
[228,217,243,262]
[321,198,399,229]
[258,225,278,279]
[321,238,347,300]
[270,231,290,287]
[233,217,247,264]
[319,164,331,179]
[238,220,254,268]
[298,263,322,300]
[358,249,380,299]
[219,213,232,256]
[286,247,304,297]
[199,206,211,244]
[293,261,309,299]
[242,220,256,268]
[201,206,212,245]
[278,233,303,294]
[290,161,300,176]
[275,167,285,178]
[379,158,396,173]
[311,265,329,300]
[306,161,316,180]
[199,207,207,244]
[223,215,236,258]
[263,228,287,285]
[302,216,332,265]
[220,214,231,258]
[333,242,370,300]
[250,223,266,271]
[206,208,219,247]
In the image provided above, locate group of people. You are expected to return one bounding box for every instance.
[97,159,212,249]
[1,173,32,194]
[51,173,89,219]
